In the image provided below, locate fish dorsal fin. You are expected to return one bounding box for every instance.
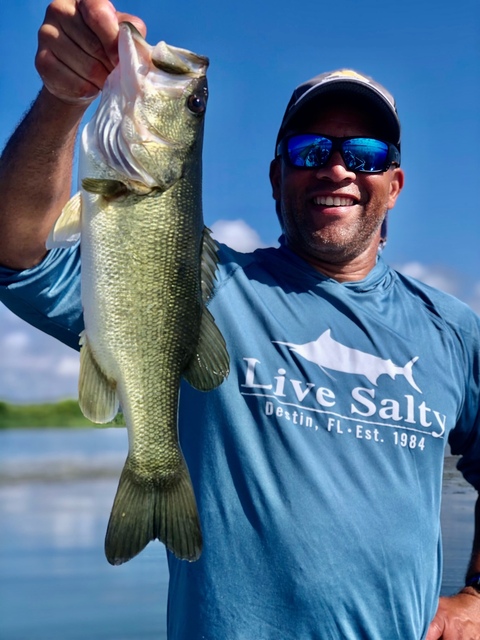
[46,191,82,249]
[183,306,230,391]
[183,226,229,390]
[78,331,120,423]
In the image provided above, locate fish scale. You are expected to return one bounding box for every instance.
[47,23,229,564]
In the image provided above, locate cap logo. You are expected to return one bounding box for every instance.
[326,69,369,81]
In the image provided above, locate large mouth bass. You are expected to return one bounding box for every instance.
[47,23,229,564]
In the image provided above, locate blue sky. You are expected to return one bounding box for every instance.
[0,0,479,402]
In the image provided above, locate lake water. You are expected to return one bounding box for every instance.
[0,428,476,639]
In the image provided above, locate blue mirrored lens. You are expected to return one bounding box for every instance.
[284,134,391,173]
[342,138,388,172]
[287,135,332,168]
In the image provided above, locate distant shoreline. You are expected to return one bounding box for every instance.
[0,400,125,428]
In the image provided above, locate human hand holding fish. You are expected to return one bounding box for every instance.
[36,0,146,105]
[0,0,147,272]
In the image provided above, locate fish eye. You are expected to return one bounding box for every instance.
[187,93,206,115]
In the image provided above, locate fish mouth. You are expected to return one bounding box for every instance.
[152,42,209,76]
[90,23,209,190]
[120,22,209,77]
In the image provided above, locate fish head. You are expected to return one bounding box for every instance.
[83,22,209,192]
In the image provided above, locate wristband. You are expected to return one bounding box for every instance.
[465,574,480,592]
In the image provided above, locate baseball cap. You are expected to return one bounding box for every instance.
[275,69,401,152]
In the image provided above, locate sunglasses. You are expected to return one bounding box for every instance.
[276,133,401,174]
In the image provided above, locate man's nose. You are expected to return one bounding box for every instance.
[314,151,356,182]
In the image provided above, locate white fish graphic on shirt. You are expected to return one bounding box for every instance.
[274,329,421,393]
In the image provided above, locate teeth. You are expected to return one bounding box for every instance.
[314,196,355,207]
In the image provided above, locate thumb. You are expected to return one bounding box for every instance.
[425,614,444,640]
[116,12,147,38]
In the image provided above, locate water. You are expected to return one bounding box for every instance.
[0,429,476,639]
[440,455,476,595]
[0,429,167,640]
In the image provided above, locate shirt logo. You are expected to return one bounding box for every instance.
[274,329,421,393]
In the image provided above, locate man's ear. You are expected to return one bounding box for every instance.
[269,158,284,228]
[269,157,281,202]
[387,167,405,210]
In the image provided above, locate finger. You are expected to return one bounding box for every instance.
[425,617,444,640]
[61,10,116,72]
[35,0,147,104]
[76,0,123,66]
[36,46,102,105]
[36,20,110,103]
[41,0,114,70]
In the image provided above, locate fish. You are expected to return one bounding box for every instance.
[47,22,229,564]
[274,329,421,393]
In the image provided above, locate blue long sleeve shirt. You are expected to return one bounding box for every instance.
[2,240,480,639]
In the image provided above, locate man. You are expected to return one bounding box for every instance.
[0,1,480,638]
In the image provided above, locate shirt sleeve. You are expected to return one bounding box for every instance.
[0,240,248,352]
[448,310,480,491]
[0,246,84,351]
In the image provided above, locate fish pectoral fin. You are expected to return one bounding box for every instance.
[78,331,119,423]
[183,307,230,391]
[82,177,130,199]
[200,226,220,302]
[46,191,82,249]
[105,457,202,565]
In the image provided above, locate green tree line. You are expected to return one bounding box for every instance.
[0,400,125,428]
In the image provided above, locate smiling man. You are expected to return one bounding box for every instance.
[270,72,404,279]
[1,2,480,639]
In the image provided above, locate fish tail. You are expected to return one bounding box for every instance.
[401,356,422,394]
[105,458,202,565]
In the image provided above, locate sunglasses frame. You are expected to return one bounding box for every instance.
[276,133,401,174]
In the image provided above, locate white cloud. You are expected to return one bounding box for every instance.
[394,261,480,314]
[2,331,30,351]
[394,261,461,296]
[55,356,80,377]
[466,282,480,315]
[210,219,267,252]
[0,305,79,403]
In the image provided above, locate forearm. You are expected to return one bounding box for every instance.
[426,494,480,639]
[464,494,480,585]
[0,88,87,270]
